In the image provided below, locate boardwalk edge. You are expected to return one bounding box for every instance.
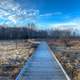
[48,46,71,80]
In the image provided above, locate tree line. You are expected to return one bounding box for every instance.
[0,26,48,40]
[0,25,78,40]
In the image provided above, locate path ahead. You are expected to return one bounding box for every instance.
[16,42,70,80]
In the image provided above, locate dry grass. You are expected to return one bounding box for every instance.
[49,39,80,80]
[0,39,37,80]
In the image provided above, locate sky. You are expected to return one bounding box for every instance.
[0,0,80,29]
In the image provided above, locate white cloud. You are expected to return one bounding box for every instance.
[0,0,39,25]
[48,18,80,30]
[40,12,62,17]
[8,15,17,23]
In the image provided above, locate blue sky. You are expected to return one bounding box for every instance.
[0,0,80,29]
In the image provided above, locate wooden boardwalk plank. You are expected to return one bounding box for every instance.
[16,42,69,80]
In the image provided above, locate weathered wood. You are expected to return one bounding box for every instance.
[16,42,69,80]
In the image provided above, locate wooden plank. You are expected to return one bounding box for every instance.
[16,42,69,80]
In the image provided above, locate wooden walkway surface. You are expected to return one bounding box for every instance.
[16,42,70,80]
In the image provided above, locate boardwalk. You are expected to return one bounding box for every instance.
[16,42,70,80]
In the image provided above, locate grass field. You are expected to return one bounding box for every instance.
[0,39,37,80]
[49,39,80,80]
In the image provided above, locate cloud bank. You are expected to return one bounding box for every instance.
[0,0,39,25]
